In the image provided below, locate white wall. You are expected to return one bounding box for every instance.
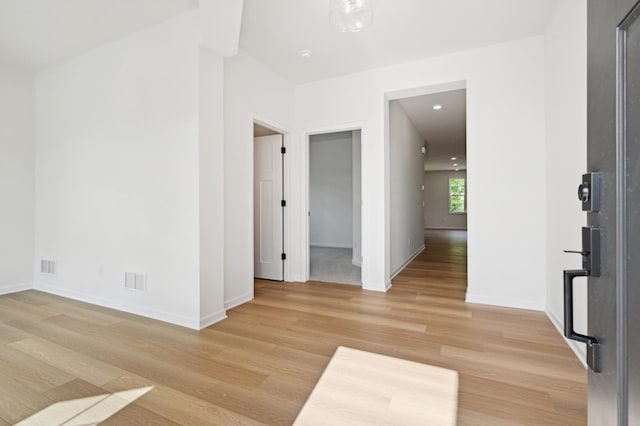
[0,64,34,294]
[544,0,588,362]
[223,50,294,308]
[34,12,206,328]
[294,36,546,308]
[309,132,353,248]
[424,171,468,229]
[352,130,362,265]
[389,101,425,276]
[199,47,226,328]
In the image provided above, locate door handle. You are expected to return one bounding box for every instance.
[563,269,600,372]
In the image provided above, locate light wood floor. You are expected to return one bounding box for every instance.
[0,230,586,425]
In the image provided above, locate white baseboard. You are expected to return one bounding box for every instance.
[310,243,353,249]
[199,309,227,330]
[362,282,389,292]
[465,293,544,311]
[390,245,425,280]
[0,282,33,295]
[546,309,587,369]
[224,292,253,310]
[33,282,201,330]
[424,226,467,230]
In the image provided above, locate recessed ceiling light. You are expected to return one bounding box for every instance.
[451,157,457,160]
[453,163,458,167]
[299,49,312,59]
[433,104,442,110]
[455,169,459,171]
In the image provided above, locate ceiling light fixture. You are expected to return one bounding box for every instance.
[451,157,457,160]
[433,104,443,110]
[299,49,313,59]
[455,169,459,171]
[330,0,374,33]
[453,163,458,167]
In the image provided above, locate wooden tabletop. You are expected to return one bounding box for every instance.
[294,346,459,426]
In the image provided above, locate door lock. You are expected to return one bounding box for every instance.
[563,227,600,277]
[578,183,590,203]
[577,172,602,212]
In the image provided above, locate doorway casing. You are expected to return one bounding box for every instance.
[246,115,293,303]
[303,123,365,283]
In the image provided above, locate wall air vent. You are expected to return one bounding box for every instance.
[40,259,56,274]
[125,272,146,292]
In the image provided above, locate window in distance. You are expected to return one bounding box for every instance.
[449,178,465,213]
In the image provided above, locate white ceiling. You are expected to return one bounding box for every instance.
[396,89,466,172]
[0,0,558,81]
[239,0,558,84]
[0,0,197,70]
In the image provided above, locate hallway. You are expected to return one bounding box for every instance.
[393,229,468,300]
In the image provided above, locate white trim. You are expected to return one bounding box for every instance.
[390,245,425,279]
[199,309,228,330]
[352,259,362,267]
[385,80,469,296]
[224,291,253,310]
[424,226,468,230]
[386,80,467,101]
[250,114,294,286]
[33,282,201,330]
[0,282,33,295]
[385,280,392,291]
[310,243,353,249]
[465,293,544,311]
[546,309,588,370]
[304,121,367,284]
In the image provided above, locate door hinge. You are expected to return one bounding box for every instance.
[281,147,286,154]
[281,200,286,207]
[281,253,286,260]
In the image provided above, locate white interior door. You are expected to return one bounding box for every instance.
[254,134,283,280]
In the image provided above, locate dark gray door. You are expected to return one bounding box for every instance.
[587,1,639,424]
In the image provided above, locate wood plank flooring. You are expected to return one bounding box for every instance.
[0,230,587,425]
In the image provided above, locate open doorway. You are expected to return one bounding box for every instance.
[389,87,468,296]
[308,130,362,286]
[253,122,284,281]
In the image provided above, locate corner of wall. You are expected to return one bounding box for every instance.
[199,309,227,330]
[224,292,253,311]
